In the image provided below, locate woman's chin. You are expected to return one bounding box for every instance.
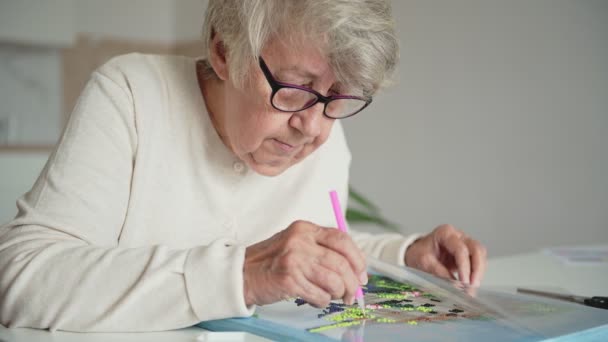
[246,145,314,176]
[249,161,291,177]
[245,154,292,177]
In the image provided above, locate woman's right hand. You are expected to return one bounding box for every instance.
[243,220,368,308]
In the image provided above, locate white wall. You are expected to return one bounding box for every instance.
[0,0,207,147]
[344,0,608,257]
[0,0,75,46]
[0,46,63,146]
[75,0,206,42]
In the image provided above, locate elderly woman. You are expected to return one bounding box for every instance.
[0,0,486,332]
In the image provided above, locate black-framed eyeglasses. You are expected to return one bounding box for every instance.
[259,57,372,119]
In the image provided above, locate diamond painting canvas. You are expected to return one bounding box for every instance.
[199,258,608,341]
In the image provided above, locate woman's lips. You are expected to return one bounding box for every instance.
[272,138,296,153]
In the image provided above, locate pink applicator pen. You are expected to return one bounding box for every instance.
[329,190,366,313]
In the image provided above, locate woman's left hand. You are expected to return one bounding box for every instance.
[404,224,487,287]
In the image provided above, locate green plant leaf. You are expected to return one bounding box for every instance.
[348,186,380,213]
[346,208,400,231]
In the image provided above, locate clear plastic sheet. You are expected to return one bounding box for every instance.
[244,257,608,341]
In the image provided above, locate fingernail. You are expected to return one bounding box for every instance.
[359,272,368,285]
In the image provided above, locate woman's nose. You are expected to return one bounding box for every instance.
[289,103,324,138]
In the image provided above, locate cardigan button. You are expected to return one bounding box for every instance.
[232,161,245,173]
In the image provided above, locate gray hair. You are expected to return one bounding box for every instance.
[201,0,399,97]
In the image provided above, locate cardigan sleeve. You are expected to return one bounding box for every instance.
[351,229,423,266]
[0,65,253,332]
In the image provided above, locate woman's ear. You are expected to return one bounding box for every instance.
[208,32,229,81]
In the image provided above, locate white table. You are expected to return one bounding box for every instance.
[483,250,608,296]
[2,250,606,341]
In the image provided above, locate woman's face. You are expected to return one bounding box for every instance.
[212,38,338,176]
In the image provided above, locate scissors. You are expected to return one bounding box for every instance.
[517,288,608,310]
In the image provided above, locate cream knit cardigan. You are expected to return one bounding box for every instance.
[0,54,419,332]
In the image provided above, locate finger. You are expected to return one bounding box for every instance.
[466,238,487,286]
[438,233,471,284]
[422,256,456,280]
[293,271,332,308]
[316,228,367,279]
[465,285,479,297]
[306,262,348,301]
[313,249,361,301]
